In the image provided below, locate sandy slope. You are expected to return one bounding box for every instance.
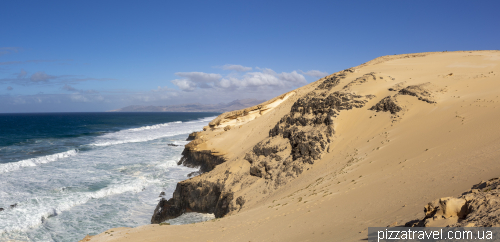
[84,50,500,242]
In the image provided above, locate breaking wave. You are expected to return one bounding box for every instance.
[0,150,79,174]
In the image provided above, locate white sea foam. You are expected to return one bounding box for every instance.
[0,179,152,234]
[164,212,215,225]
[0,115,216,241]
[91,116,217,147]
[0,149,78,174]
[128,123,170,132]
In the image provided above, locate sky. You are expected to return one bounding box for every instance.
[1,1,499,113]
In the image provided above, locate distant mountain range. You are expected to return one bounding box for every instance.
[108,99,266,113]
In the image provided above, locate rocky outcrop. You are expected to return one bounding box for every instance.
[186,131,199,141]
[177,149,226,174]
[177,133,226,173]
[342,72,376,90]
[151,180,234,223]
[406,178,500,227]
[369,96,403,114]
[370,82,442,115]
[244,70,373,189]
[398,83,436,103]
[315,68,353,90]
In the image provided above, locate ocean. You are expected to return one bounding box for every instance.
[0,112,219,242]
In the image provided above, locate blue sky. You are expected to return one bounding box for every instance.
[1,1,499,112]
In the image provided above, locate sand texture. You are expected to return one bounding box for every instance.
[84,50,500,242]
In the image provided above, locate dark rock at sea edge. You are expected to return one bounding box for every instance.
[177,149,226,174]
[151,181,234,224]
[167,143,180,147]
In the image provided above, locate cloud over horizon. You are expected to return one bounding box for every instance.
[1,61,326,112]
[171,67,309,92]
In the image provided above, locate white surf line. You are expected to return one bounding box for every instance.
[0,149,79,174]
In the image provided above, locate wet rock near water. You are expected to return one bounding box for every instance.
[177,149,226,174]
[151,180,235,223]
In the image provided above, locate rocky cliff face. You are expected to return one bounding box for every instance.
[151,52,454,224]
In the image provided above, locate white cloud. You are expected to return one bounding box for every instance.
[301,70,329,77]
[221,64,252,72]
[171,72,222,91]
[174,72,222,83]
[278,71,308,85]
[217,69,306,89]
[171,79,197,92]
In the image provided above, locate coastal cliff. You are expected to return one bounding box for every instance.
[88,51,500,242]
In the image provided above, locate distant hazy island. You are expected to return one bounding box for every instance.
[108,98,266,113]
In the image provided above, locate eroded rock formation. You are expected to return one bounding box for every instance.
[369,96,403,114]
[406,178,500,227]
[152,69,444,224]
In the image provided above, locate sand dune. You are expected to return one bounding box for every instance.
[84,50,500,242]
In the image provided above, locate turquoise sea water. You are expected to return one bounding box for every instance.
[0,112,218,241]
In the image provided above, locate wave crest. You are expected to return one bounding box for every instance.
[0,150,79,174]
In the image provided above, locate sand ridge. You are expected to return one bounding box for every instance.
[84,50,500,242]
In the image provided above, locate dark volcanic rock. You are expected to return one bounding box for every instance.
[399,83,436,103]
[177,149,226,174]
[343,72,376,89]
[246,71,371,185]
[369,96,403,114]
[151,180,234,223]
[0,208,3,212]
[315,68,353,90]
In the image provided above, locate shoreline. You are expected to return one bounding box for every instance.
[84,50,500,242]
